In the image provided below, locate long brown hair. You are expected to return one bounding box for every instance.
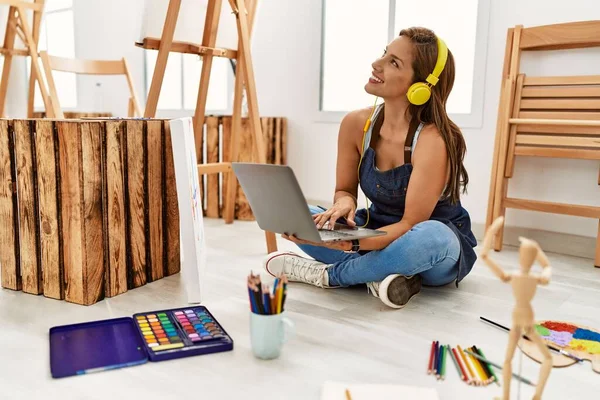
[399,27,469,204]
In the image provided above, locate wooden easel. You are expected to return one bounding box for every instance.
[137,0,277,253]
[0,0,51,118]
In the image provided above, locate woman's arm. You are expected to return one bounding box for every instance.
[357,125,448,251]
[317,108,371,228]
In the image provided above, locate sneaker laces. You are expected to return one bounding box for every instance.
[366,281,380,298]
[287,256,326,287]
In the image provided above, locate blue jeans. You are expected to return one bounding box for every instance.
[297,205,461,287]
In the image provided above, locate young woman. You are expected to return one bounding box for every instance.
[263,27,477,309]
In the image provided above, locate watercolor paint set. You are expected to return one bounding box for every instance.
[49,306,233,378]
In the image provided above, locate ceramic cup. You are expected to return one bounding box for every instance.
[249,311,295,360]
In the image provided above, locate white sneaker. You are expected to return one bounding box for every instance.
[263,251,333,288]
[366,274,422,309]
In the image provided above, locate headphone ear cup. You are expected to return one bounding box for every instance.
[407,82,431,106]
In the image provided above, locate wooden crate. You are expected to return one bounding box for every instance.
[200,115,287,221]
[0,119,180,305]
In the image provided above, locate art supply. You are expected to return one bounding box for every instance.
[345,388,352,400]
[321,381,439,400]
[248,272,288,315]
[480,316,584,363]
[448,346,466,381]
[475,347,499,385]
[457,345,476,385]
[465,350,536,386]
[248,271,295,359]
[49,306,233,378]
[519,319,600,373]
[427,341,436,374]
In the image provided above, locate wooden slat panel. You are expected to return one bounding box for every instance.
[236,118,254,220]
[80,122,105,305]
[520,98,600,110]
[504,197,600,218]
[519,111,600,120]
[522,86,600,98]
[519,21,600,51]
[124,121,147,288]
[510,118,600,126]
[163,121,180,276]
[35,120,63,299]
[15,120,42,294]
[146,120,164,282]
[104,121,127,297]
[516,134,600,148]
[58,122,85,304]
[197,163,232,174]
[515,146,600,160]
[205,117,220,218]
[516,124,600,135]
[0,120,20,290]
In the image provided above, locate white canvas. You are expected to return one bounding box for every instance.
[169,117,206,304]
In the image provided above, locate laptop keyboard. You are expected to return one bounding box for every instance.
[318,229,354,240]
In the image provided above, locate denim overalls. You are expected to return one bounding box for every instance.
[354,104,478,285]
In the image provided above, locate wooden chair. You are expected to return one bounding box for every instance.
[486,21,600,268]
[39,51,142,118]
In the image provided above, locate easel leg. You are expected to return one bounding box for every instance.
[17,6,53,118]
[234,0,277,253]
[144,0,181,118]
[0,7,17,118]
[223,58,244,224]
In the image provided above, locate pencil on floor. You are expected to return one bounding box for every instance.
[467,346,488,385]
[436,342,443,378]
[433,341,439,375]
[473,345,496,385]
[476,347,500,386]
[464,349,536,386]
[440,345,448,380]
[457,345,476,385]
[428,341,436,374]
[448,346,465,381]
[469,346,492,385]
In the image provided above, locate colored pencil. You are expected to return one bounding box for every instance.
[468,346,488,384]
[427,341,436,374]
[457,345,476,385]
[479,316,583,362]
[473,345,497,385]
[451,347,468,381]
[465,349,536,386]
[469,346,491,385]
[440,345,448,380]
[433,341,439,374]
[476,347,500,386]
[436,342,443,378]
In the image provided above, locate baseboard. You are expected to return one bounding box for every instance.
[305,199,596,260]
[471,222,596,260]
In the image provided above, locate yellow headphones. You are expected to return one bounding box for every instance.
[406,36,448,105]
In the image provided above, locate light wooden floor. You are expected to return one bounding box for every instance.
[1,218,599,399]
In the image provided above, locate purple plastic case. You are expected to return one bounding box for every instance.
[49,306,233,378]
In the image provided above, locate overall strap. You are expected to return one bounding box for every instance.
[363,103,384,154]
[404,118,423,164]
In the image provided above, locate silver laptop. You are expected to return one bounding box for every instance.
[231,163,386,243]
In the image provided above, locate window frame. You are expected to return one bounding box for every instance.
[317,0,491,129]
[142,52,234,115]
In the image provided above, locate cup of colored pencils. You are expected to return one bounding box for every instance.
[427,341,535,387]
[248,272,295,360]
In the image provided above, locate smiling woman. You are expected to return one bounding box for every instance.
[263,27,478,310]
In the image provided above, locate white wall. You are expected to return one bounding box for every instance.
[6,0,598,239]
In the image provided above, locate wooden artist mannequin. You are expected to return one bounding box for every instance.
[481,217,552,400]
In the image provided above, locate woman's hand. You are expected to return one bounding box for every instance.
[282,233,352,251]
[313,196,357,229]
